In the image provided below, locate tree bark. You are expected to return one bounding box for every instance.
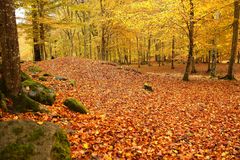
[136,36,140,68]
[0,0,21,97]
[32,3,41,61]
[191,56,197,73]
[210,46,217,77]
[207,50,211,73]
[225,0,239,80]
[183,0,194,81]
[147,35,151,66]
[171,36,175,69]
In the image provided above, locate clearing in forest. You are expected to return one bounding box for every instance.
[1,57,240,159]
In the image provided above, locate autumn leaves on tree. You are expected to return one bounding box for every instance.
[14,0,240,81]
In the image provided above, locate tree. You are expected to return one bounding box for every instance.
[0,0,21,97]
[183,0,195,81]
[224,0,239,80]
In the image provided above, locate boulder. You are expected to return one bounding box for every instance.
[144,83,153,92]
[64,98,88,114]
[43,73,52,77]
[22,79,56,105]
[12,94,41,113]
[0,120,71,160]
[55,76,67,81]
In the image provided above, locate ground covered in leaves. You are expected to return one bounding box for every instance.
[1,57,240,159]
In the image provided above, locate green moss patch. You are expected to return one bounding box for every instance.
[20,71,31,81]
[28,65,42,73]
[0,143,34,160]
[51,130,71,160]
[63,98,89,114]
[0,120,71,160]
[28,128,45,142]
[12,127,24,136]
[22,79,56,105]
[12,94,40,113]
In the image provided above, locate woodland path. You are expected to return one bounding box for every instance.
[2,57,240,159]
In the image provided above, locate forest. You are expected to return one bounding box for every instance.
[0,0,240,159]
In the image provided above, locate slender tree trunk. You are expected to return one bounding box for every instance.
[183,0,194,81]
[207,50,211,72]
[225,0,239,80]
[171,36,175,69]
[136,36,140,68]
[101,27,106,60]
[0,0,21,97]
[147,35,151,66]
[32,3,41,61]
[39,1,46,60]
[211,49,217,77]
[238,51,240,64]
[89,33,92,59]
[191,56,197,73]
[161,42,165,66]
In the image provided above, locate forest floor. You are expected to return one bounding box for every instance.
[1,57,240,159]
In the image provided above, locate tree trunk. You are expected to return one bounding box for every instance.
[171,36,175,69]
[32,4,41,61]
[136,36,140,68]
[225,0,239,80]
[0,0,21,97]
[211,49,217,77]
[161,42,165,66]
[191,56,197,73]
[183,0,194,81]
[238,51,240,64]
[207,50,211,73]
[39,1,46,60]
[147,35,151,66]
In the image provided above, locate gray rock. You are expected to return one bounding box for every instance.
[0,120,71,160]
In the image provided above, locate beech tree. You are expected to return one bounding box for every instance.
[224,0,239,80]
[0,0,21,97]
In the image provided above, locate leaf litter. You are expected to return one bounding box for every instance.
[1,57,240,159]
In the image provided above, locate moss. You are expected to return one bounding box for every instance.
[63,98,88,114]
[70,80,76,87]
[144,83,153,92]
[39,76,47,81]
[51,130,71,160]
[28,65,42,73]
[12,127,24,136]
[0,143,34,160]
[12,94,40,113]
[28,127,45,142]
[20,71,31,81]
[22,79,56,105]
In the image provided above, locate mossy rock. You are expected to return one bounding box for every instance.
[55,76,67,81]
[0,120,71,160]
[28,65,42,73]
[63,98,88,114]
[22,79,56,105]
[144,83,153,92]
[43,73,52,77]
[12,94,41,113]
